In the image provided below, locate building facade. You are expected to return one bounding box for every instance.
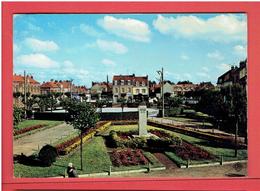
[13,74,41,95]
[112,74,149,103]
[217,59,247,88]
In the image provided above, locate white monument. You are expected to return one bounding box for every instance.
[138,104,148,136]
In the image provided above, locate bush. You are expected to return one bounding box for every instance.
[38,145,58,167]
[166,107,183,117]
[13,106,23,128]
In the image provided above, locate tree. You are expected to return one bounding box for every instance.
[67,100,99,170]
[46,95,57,112]
[118,98,126,120]
[13,106,23,128]
[96,99,107,113]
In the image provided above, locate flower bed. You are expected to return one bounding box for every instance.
[110,148,148,167]
[14,124,47,136]
[55,121,111,155]
[170,141,214,160]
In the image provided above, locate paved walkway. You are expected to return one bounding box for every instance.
[13,123,77,156]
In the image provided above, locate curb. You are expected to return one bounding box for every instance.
[179,160,247,168]
[52,166,166,178]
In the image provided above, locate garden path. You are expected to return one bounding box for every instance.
[13,122,77,156]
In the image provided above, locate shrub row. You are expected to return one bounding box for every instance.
[56,121,111,155]
[14,124,47,136]
[110,148,148,167]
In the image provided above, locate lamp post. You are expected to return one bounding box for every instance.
[157,67,164,118]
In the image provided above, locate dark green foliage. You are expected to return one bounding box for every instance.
[38,145,58,167]
[13,106,23,128]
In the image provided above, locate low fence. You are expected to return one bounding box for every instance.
[34,111,139,121]
[148,120,247,149]
[99,112,138,121]
[34,112,70,121]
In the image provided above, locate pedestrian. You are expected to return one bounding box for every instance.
[67,162,78,178]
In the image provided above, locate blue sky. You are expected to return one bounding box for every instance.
[13,14,247,87]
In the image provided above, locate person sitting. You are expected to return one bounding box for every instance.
[66,162,78,178]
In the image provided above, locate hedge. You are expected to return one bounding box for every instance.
[55,121,111,155]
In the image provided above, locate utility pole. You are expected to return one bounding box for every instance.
[23,70,27,119]
[70,79,73,98]
[157,67,164,118]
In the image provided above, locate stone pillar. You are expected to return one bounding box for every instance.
[138,105,148,136]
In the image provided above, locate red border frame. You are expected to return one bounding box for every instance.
[2,1,260,190]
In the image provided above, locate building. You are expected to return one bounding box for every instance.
[112,74,149,103]
[172,83,198,96]
[217,59,247,88]
[150,81,175,99]
[40,81,61,94]
[40,80,75,95]
[91,82,113,100]
[13,74,41,95]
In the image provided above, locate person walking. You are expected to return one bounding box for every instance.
[67,162,78,178]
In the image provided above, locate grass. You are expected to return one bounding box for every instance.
[14,120,63,139]
[14,136,112,177]
[16,120,63,130]
[164,116,213,127]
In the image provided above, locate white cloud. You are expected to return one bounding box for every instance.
[102,59,116,66]
[216,63,231,71]
[196,72,210,78]
[80,24,102,37]
[207,50,224,60]
[16,53,59,69]
[98,16,151,42]
[25,38,59,52]
[153,14,246,42]
[180,53,189,60]
[233,45,247,58]
[96,39,128,54]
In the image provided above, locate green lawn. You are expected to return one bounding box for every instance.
[14,132,164,177]
[16,120,63,130]
[14,136,112,177]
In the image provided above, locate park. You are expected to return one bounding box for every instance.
[13,96,247,178]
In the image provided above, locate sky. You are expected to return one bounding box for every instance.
[13,14,247,87]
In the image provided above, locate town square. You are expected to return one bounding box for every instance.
[12,13,247,178]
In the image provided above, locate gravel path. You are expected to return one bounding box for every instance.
[13,122,77,156]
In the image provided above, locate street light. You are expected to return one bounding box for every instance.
[157,67,164,118]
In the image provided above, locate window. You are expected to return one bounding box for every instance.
[122,88,125,93]
[128,88,131,93]
[128,80,131,85]
[142,81,145,86]
[114,80,118,85]
[136,89,140,94]
[115,88,118,93]
[142,89,146,94]
[121,80,124,85]
[136,81,139,86]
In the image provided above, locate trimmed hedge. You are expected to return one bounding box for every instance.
[14,124,47,136]
[55,121,111,155]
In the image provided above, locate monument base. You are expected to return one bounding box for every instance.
[133,133,159,139]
